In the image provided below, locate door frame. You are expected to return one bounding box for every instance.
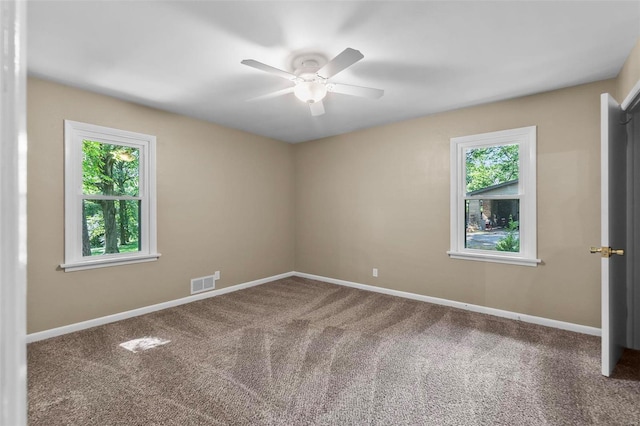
[601,80,640,377]
[0,1,27,424]
[622,81,640,353]
[621,80,640,111]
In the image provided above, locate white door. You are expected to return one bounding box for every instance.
[599,93,628,377]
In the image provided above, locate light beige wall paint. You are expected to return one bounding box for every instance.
[617,37,640,102]
[27,77,295,333]
[28,49,632,334]
[294,79,615,328]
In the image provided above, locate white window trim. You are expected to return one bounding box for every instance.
[447,125,541,267]
[61,120,160,272]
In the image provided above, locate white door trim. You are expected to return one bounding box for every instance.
[621,79,640,112]
[601,94,613,376]
[0,1,28,424]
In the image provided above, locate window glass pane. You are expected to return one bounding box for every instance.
[82,140,139,196]
[82,199,141,256]
[465,144,519,195]
[465,199,520,252]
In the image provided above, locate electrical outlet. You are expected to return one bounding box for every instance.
[373,268,378,277]
[214,270,220,280]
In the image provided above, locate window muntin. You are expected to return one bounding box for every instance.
[63,121,159,271]
[448,126,539,266]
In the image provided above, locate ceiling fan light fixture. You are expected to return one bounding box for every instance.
[294,81,327,103]
[242,47,383,115]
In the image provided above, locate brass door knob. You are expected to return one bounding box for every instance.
[590,246,624,258]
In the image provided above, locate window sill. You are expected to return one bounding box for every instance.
[60,253,161,272]
[447,250,541,267]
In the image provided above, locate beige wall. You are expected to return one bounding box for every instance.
[27,77,295,333]
[28,38,640,334]
[617,37,640,102]
[294,79,616,328]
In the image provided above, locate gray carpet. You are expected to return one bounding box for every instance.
[28,276,640,425]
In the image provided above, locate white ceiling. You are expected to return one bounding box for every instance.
[28,1,640,143]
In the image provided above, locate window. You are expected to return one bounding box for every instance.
[448,126,539,267]
[62,121,159,271]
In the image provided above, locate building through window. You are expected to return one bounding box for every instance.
[448,126,539,266]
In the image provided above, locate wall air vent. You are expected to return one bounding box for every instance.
[190,271,219,295]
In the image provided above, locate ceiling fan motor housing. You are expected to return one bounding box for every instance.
[291,53,327,77]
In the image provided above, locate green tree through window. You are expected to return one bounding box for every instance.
[82,141,140,256]
[63,120,158,272]
[465,144,519,193]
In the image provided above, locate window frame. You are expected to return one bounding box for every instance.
[447,125,540,267]
[61,120,160,272]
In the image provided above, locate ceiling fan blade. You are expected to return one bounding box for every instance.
[317,48,364,79]
[247,86,294,102]
[309,100,325,116]
[241,59,297,81]
[328,83,384,99]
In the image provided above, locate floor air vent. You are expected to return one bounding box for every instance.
[191,272,219,295]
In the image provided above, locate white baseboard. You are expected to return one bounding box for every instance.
[293,272,601,337]
[26,271,296,343]
[28,269,600,343]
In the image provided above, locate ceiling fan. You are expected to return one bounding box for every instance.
[241,48,384,116]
